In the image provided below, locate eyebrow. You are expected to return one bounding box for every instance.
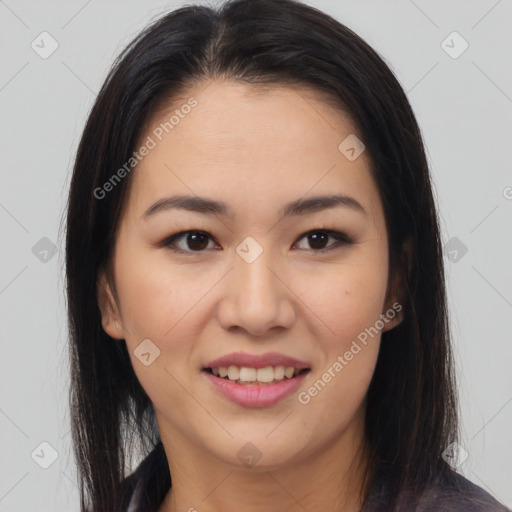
[142,193,366,220]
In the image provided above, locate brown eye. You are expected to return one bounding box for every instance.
[307,232,329,250]
[162,228,352,255]
[163,230,216,253]
[294,230,352,252]
[185,232,209,251]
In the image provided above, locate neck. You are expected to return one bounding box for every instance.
[157,408,373,512]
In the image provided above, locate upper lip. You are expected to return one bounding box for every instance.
[204,351,310,370]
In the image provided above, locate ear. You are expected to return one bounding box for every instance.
[381,238,413,332]
[96,268,125,340]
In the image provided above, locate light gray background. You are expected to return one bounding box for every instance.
[1,0,511,510]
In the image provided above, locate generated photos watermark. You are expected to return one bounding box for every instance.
[298,301,402,405]
[93,97,198,200]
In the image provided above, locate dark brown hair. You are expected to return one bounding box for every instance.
[65,0,459,510]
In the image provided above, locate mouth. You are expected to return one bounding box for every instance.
[203,366,311,386]
[202,365,311,407]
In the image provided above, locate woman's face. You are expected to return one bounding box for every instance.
[98,79,401,471]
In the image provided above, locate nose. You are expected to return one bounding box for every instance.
[216,249,296,337]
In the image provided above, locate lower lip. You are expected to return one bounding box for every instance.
[203,370,310,408]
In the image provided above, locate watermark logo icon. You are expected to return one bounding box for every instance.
[441,441,469,469]
[134,338,161,366]
[236,236,263,264]
[32,237,57,263]
[31,32,59,59]
[444,236,468,263]
[237,442,263,468]
[338,134,365,161]
[441,31,469,59]
[31,441,59,469]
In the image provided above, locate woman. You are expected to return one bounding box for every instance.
[64,0,510,510]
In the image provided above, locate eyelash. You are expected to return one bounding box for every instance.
[160,228,353,255]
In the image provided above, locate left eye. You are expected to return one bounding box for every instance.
[161,229,352,254]
[294,230,352,251]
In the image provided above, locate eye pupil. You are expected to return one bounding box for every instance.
[308,232,328,250]
[188,232,208,250]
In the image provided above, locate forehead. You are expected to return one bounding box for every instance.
[123,79,381,224]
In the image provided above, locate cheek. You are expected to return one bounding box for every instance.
[297,255,389,348]
[113,239,207,338]
[113,249,207,401]
[116,267,177,338]
[295,261,386,428]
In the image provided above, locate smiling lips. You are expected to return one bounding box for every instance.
[203,351,311,407]
[205,351,310,370]
[208,364,306,385]
[204,351,310,384]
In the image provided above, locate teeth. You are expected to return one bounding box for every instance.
[210,365,304,384]
[227,365,240,380]
[239,367,257,381]
[256,367,274,383]
[284,366,295,379]
[274,365,285,380]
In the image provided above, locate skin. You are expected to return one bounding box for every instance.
[97,79,404,512]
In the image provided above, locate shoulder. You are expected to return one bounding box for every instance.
[364,465,511,511]
[413,471,511,511]
[118,441,171,512]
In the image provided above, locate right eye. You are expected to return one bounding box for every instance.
[161,230,219,254]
